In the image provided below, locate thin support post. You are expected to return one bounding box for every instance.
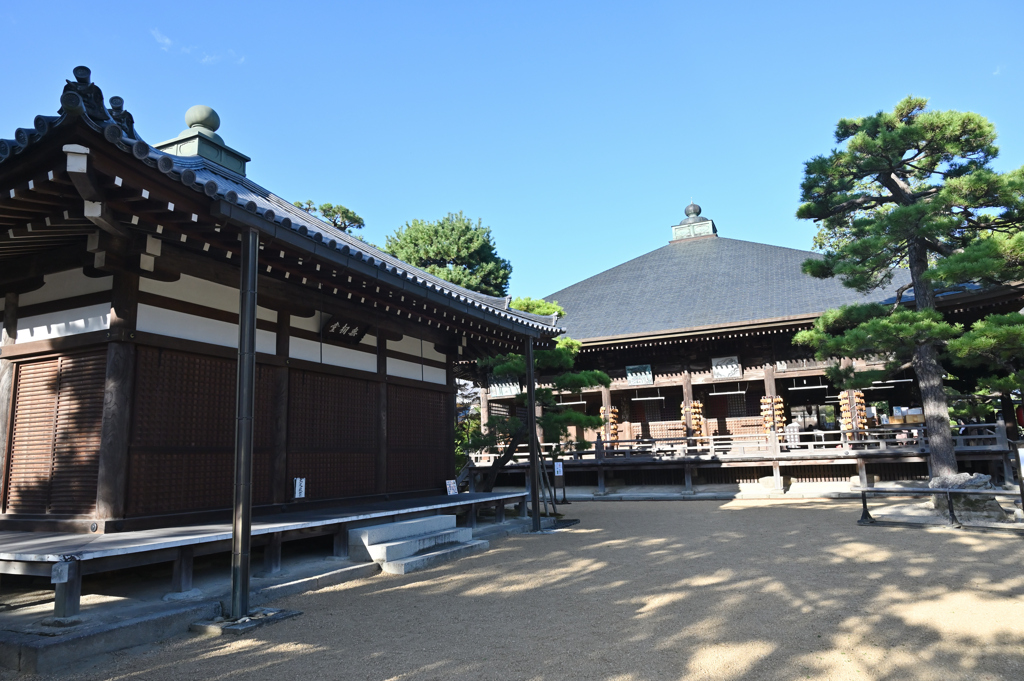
[263,533,282,575]
[171,547,194,592]
[333,526,349,558]
[468,503,478,529]
[524,336,541,532]
[684,465,693,494]
[772,460,782,491]
[945,491,962,529]
[230,227,259,621]
[857,491,875,525]
[495,500,506,523]
[857,459,869,489]
[518,497,527,518]
[53,561,81,618]
[597,467,606,495]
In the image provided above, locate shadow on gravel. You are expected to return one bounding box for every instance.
[44,500,1024,681]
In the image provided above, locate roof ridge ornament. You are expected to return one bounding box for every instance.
[671,199,717,242]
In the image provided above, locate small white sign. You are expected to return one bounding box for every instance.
[554,462,564,477]
[712,356,742,380]
[293,477,306,499]
[445,479,459,495]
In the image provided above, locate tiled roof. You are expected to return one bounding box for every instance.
[545,236,913,341]
[0,67,561,336]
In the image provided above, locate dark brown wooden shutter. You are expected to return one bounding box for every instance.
[287,369,377,500]
[386,384,450,493]
[4,351,106,515]
[126,347,274,517]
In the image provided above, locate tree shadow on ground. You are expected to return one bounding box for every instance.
[42,500,1024,681]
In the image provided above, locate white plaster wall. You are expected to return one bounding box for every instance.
[136,304,275,354]
[290,311,322,332]
[423,366,447,385]
[387,336,423,356]
[290,337,377,372]
[140,274,276,322]
[322,343,377,373]
[387,357,424,381]
[16,304,111,343]
[422,342,446,362]
[15,269,112,307]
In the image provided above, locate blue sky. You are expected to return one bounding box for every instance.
[2,1,1022,299]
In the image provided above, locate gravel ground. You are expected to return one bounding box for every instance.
[16,499,1024,681]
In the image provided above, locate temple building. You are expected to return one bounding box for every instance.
[0,67,560,533]
[481,203,1022,486]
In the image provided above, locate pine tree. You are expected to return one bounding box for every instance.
[795,96,1024,477]
[468,298,609,492]
[384,212,512,297]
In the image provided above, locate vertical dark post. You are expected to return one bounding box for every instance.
[524,336,541,532]
[0,293,18,489]
[96,272,137,523]
[271,312,289,504]
[376,332,388,494]
[231,227,259,620]
[480,386,490,435]
[682,371,693,433]
[601,385,612,440]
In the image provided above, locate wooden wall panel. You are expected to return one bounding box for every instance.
[126,347,273,517]
[386,384,451,493]
[287,370,376,500]
[3,351,106,515]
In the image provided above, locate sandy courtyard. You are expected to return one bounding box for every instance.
[18,499,1024,681]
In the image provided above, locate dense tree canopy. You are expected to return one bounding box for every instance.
[794,96,1024,477]
[384,212,512,297]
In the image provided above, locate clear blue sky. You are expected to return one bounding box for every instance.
[2,1,1022,299]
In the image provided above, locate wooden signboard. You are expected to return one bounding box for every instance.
[489,374,521,398]
[322,315,369,345]
[626,364,654,386]
[712,356,741,380]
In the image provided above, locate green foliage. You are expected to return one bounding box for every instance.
[383,211,512,296]
[796,96,1024,453]
[510,297,564,318]
[946,313,1024,393]
[293,200,365,233]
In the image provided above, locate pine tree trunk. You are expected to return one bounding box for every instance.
[478,430,526,493]
[907,238,958,478]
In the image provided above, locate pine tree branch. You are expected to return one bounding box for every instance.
[888,283,914,314]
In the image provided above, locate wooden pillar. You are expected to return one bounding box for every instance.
[0,293,18,488]
[763,363,777,397]
[479,386,490,435]
[262,534,282,575]
[171,547,195,592]
[447,354,456,479]
[682,371,694,433]
[333,525,349,558]
[96,272,138,523]
[601,386,612,440]
[272,312,290,504]
[53,561,82,618]
[376,332,388,494]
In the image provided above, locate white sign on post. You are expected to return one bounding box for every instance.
[293,477,306,499]
[554,462,564,477]
[445,479,459,495]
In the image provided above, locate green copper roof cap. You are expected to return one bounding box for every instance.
[154,105,250,176]
[671,201,717,242]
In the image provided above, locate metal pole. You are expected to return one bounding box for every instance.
[230,227,258,620]
[525,337,541,532]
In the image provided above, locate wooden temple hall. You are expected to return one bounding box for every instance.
[0,66,562,535]
[481,203,1023,487]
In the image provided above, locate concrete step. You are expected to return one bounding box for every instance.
[381,539,490,575]
[349,516,456,561]
[368,527,473,563]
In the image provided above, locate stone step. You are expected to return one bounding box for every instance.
[381,539,490,575]
[349,516,456,561]
[368,527,473,563]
